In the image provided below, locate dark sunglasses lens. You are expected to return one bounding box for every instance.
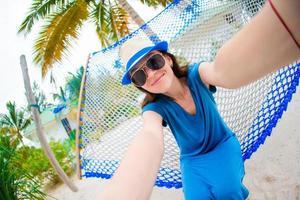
[131,70,147,87]
[146,54,165,70]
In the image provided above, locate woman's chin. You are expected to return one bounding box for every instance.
[156,82,173,94]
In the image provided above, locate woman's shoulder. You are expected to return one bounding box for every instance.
[142,99,168,127]
[186,62,204,83]
[142,97,166,115]
[187,62,205,78]
[187,62,217,93]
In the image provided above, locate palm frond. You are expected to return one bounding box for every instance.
[96,28,111,47]
[108,3,129,41]
[0,102,32,144]
[52,86,67,103]
[16,114,24,137]
[65,66,84,103]
[0,115,14,128]
[33,0,89,77]
[18,0,72,35]
[4,102,18,128]
[0,127,10,136]
[113,5,130,37]
[139,0,172,7]
[90,1,112,47]
[108,1,119,41]
[19,112,31,131]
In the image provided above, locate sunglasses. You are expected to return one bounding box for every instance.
[130,54,165,87]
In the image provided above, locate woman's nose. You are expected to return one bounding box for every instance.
[145,67,156,78]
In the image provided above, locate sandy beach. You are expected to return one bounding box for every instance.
[46,88,300,200]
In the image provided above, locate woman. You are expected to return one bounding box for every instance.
[99,0,299,199]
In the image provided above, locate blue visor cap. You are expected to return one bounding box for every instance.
[121,41,168,85]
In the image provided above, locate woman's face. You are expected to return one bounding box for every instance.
[129,50,175,94]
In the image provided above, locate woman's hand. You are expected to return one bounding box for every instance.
[98,111,164,200]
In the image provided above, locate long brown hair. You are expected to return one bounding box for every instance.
[136,51,189,108]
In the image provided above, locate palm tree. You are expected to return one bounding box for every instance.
[18,0,172,78]
[65,66,84,105]
[24,81,53,114]
[0,102,32,145]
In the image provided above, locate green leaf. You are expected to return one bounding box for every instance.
[18,0,72,35]
[91,1,112,47]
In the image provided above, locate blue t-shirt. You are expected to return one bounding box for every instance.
[142,63,234,159]
[142,63,249,199]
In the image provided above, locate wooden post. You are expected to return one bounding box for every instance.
[75,55,89,179]
[20,55,78,192]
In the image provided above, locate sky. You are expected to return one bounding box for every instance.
[0,0,163,113]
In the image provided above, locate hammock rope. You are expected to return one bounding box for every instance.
[76,0,300,189]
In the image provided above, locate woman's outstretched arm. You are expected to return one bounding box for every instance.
[98,111,164,200]
[200,0,300,89]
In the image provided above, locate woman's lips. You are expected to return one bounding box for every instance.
[151,73,165,86]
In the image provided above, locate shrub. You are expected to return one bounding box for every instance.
[11,139,74,186]
[0,132,47,200]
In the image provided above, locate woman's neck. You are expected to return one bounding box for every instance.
[164,77,189,101]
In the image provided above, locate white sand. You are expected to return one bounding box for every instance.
[243,88,300,199]
[46,89,300,200]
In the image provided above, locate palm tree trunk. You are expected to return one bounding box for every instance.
[117,0,159,41]
[20,55,78,192]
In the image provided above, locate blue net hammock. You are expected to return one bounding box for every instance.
[76,0,300,189]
